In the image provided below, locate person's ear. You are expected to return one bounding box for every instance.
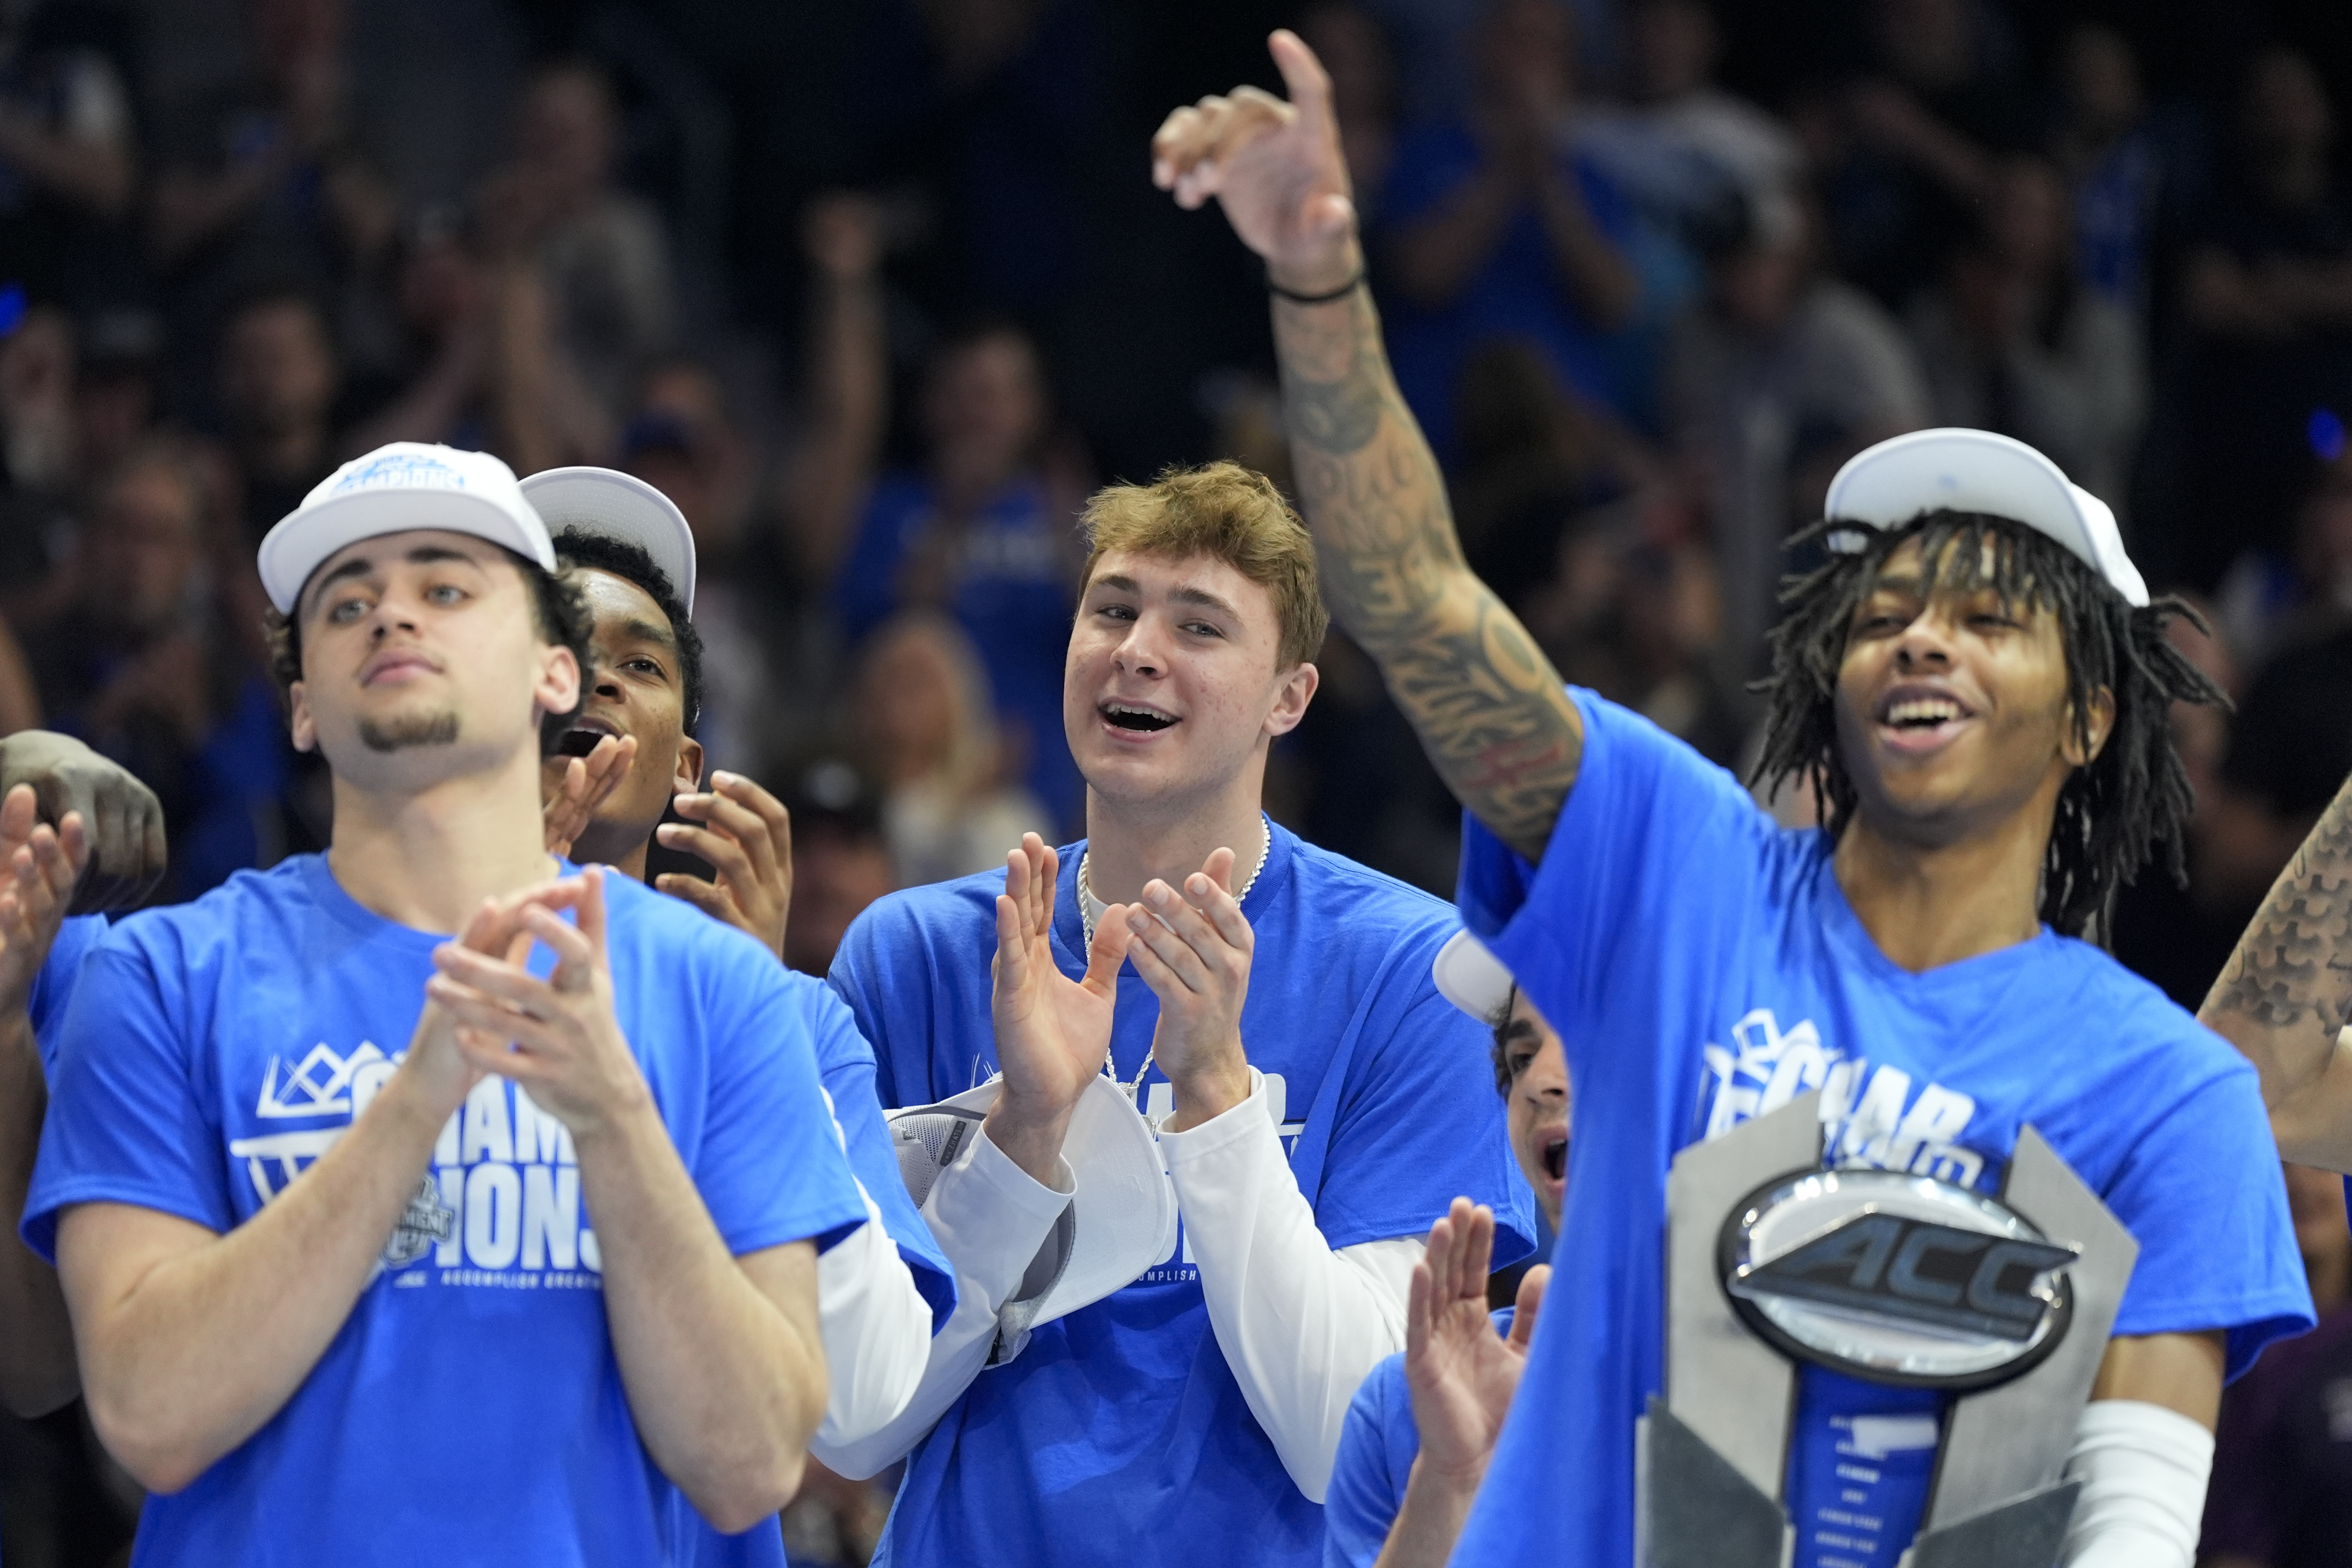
[1262,661,1319,740]
[2063,686,2117,768]
[287,681,317,753]
[676,735,704,793]
[535,644,582,725]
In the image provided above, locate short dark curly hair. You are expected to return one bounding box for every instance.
[551,528,705,734]
[263,544,593,757]
[1748,510,2226,940]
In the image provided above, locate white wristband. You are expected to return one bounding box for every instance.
[2058,1399,2213,1568]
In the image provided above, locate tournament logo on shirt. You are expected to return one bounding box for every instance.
[227,1040,603,1290]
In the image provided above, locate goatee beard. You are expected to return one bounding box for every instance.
[358,711,461,752]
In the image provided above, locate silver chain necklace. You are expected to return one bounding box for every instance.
[1079,821,1272,1108]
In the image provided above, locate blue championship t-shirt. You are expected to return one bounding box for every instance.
[829,820,1535,1568]
[1323,1307,1516,1568]
[1445,692,2315,1568]
[784,969,955,1331]
[25,855,871,1567]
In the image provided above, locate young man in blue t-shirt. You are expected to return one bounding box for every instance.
[821,460,1532,1568]
[513,463,955,1456]
[24,442,869,1565]
[1157,33,2313,1568]
[1324,938,1566,1568]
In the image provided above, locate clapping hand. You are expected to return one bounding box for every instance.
[1404,1198,1549,1490]
[1125,849,1254,1131]
[423,868,648,1136]
[656,772,793,959]
[985,834,1132,1184]
[541,734,638,860]
[0,784,88,1019]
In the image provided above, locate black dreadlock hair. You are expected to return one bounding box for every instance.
[552,529,706,735]
[1748,510,2227,941]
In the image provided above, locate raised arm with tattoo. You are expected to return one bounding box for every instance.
[2201,768,2352,1171]
[1152,30,1582,865]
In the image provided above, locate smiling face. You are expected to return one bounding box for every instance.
[1497,990,1569,1231]
[1833,534,2111,845]
[557,567,702,866]
[1064,550,1319,816]
[289,529,579,792]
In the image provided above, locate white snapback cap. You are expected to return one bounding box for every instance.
[889,1072,1176,1343]
[1433,929,1516,1023]
[521,466,698,614]
[258,442,553,614]
[1823,428,2148,608]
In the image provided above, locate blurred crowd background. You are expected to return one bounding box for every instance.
[3,0,2352,1562]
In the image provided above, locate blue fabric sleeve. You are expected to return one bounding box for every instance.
[1317,978,1536,1265]
[800,977,956,1331]
[26,914,106,1074]
[25,937,235,1262]
[691,943,870,1259]
[2098,1058,2315,1378]
[1323,1357,1412,1568]
[1456,689,1772,1028]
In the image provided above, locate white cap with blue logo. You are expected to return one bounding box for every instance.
[257,442,555,615]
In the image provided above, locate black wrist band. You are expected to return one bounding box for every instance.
[1267,269,1365,305]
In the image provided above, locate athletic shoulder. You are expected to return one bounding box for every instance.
[836,863,1008,967]
[1279,830,1459,943]
[96,856,312,968]
[2041,932,2258,1085]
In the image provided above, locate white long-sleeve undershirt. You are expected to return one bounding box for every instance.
[823,1072,1422,1500]
[808,1174,935,1458]
[1160,1070,1421,1503]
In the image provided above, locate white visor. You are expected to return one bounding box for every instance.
[1433,929,1516,1023]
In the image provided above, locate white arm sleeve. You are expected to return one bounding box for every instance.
[816,1126,1074,1480]
[809,1176,934,1452]
[2058,1398,2214,1568]
[1159,1070,1424,1504]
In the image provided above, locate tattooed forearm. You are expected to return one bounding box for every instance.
[2202,772,2352,1104]
[1273,286,1582,863]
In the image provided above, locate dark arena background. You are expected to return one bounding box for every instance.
[2,0,2350,1562]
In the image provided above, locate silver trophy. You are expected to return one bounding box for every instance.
[1638,1091,2138,1568]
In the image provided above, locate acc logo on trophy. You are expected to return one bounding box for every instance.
[1717,1169,2079,1391]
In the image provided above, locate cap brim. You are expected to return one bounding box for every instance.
[935,1073,1176,1324]
[523,468,698,614]
[1433,930,1515,1022]
[257,488,554,615]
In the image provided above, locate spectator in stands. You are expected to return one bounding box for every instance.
[776,756,895,979]
[801,193,1087,829]
[850,612,1048,888]
[148,0,395,282]
[1802,0,2034,309]
[1375,0,1641,456]
[479,61,675,435]
[20,442,284,902]
[1905,153,2144,507]
[2198,1164,2352,1568]
[0,0,139,314]
[2213,461,2352,673]
[219,288,341,543]
[341,212,496,455]
[1576,0,1804,246]
[2174,50,2352,592]
[1662,193,1927,674]
[2050,24,2166,315]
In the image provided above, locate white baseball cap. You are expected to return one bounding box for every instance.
[889,1073,1176,1344]
[521,466,698,614]
[1822,428,2149,608]
[258,442,554,615]
[1433,929,1516,1023]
